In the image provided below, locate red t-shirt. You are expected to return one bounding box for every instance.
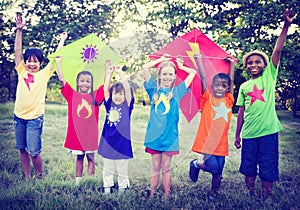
[61,83,104,151]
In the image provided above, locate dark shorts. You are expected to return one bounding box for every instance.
[145,147,179,156]
[203,154,225,176]
[239,133,279,182]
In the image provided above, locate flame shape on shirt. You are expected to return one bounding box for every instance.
[77,99,92,119]
[24,73,34,90]
[155,93,170,115]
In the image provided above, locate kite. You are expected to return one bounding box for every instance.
[149,28,237,123]
[48,33,124,90]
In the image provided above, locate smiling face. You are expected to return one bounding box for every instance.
[212,78,229,98]
[25,56,42,73]
[112,88,125,105]
[158,65,176,88]
[246,54,266,79]
[76,74,92,94]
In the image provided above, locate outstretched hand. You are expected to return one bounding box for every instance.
[105,60,115,74]
[175,56,184,69]
[15,13,25,30]
[60,32,68,42]
[284,9,296,24]
[224,55,235,63]
[55,56,62,63]
[160,54,172,62]
[114,65,122,73]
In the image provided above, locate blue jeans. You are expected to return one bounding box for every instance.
[14,114,44,156]
[203,154,225,176]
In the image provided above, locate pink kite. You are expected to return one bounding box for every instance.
[150,28,237,122]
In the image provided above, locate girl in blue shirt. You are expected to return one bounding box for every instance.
[142,54,196,198]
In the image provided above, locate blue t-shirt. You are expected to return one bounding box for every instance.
[144,77,189,151]
[98,97,134,159]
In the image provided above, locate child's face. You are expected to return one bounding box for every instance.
[158,66,176,88]
[77,74,92,94]
[25,56,42,73]
[212,78,229,98]
[112,88,125,105]
[246,55,266,79]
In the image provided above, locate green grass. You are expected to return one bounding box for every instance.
[0,102,299,209]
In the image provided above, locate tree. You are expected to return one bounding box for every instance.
[0,0,123,102]
[134,0,300,114]
[0,1,17,101]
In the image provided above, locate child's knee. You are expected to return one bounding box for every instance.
[205,162,221,175]
[211,166,221,175]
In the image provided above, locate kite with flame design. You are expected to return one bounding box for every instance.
[150,28,237,122]
[48,34,124,90]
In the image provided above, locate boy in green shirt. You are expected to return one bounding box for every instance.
[235,9,296,200]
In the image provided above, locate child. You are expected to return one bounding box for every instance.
[142,54,197,198]
[98,60,134,195]
[234,9,296,200]
[55,55,104,185]
[13,13,66,179]
[189,54,235,199]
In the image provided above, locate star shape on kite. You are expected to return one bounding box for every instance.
[247,84,265,105]
[212,102,230,123]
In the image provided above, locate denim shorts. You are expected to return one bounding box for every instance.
[239,133,279,182]
[14,114,44,156]
[202,154,225,176]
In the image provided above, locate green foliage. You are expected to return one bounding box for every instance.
[0,87,9,102]
[1,0,122,103]
[1,0,299,112]
[46,82,66,105]
[141,0,300,112]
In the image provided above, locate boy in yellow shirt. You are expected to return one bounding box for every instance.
[13,13,67,179]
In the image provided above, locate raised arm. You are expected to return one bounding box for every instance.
[14,13,26,66]
[224,57,235,94]
[142,54,171,82]
[176,56,197,89]
[55,56,66,86]
[50,32,68,70]
[115,66,132,106]
[195,54,207,92]
[56,32,68,51]
[104,60,114,100]
[272,9,296,67]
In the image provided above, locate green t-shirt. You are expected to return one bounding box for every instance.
[236,60,282,138]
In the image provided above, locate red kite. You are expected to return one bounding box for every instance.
[150,28,237,122]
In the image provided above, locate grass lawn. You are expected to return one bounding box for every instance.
[0,102,299,209]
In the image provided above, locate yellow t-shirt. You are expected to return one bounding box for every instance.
[14,61,54,119]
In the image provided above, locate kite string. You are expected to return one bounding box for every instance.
[150,54,226,60]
